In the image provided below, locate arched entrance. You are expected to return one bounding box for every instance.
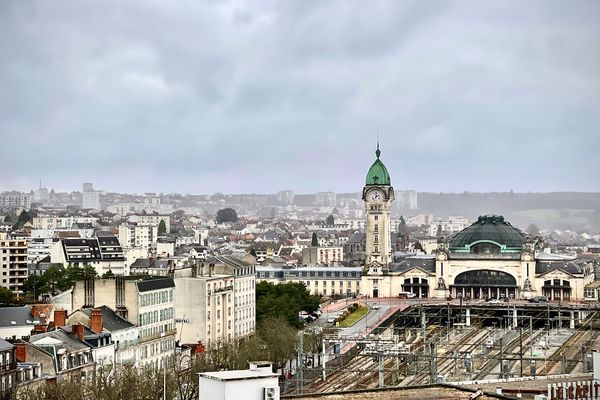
[451,270,518,300]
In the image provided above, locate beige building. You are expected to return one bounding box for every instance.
[256,265,361,297]
[302,246,343,265]
[0,236,28,294]
[128,214,171,233]
[70,277,176,369]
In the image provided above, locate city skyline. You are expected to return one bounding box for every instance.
[1,1,599,194]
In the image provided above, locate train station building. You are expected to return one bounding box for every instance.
[359,146,596,301]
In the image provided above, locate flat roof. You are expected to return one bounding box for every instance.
[199,369,278,382]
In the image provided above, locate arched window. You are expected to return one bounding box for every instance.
[470,242,501,254]
[454,270,516,286]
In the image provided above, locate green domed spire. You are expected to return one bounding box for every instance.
[366,142,391,186]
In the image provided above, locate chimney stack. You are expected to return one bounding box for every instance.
[90,308,103,333]
[54,309,67,328]
[15,343,27,362]
[73,323,85,341]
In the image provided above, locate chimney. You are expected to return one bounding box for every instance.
[90,308,103,333]
[73,323,85,341]
[15,343,27,362]
[54,309,67,328]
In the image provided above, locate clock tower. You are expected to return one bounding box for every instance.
[362,143,395,276]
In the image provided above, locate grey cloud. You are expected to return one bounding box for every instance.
[0,0,599,194]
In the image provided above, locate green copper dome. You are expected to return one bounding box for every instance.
[365,144,391,186]
[449,215,525,253]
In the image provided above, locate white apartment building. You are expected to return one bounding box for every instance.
[427,216,470,237]
[32,215,98,230]
[118,224,157,250]
[211,256,256,339]
[0,193,31,210]
[82,183,101,210]
[128,215,171,233]
[71,277,176,369]
[0,237,28,294]
[108,203,175,216]
[28,237,54,263]
[302,246,344,265]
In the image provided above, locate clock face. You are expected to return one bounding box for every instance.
[370,190,382,202]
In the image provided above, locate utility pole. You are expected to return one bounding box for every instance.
[378,354,385,387]
[519,326,523,377]
[297,332,304,394]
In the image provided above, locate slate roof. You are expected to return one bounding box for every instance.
[79,306,133,332]
[0,306,36,328]
[136,277,175,292]
[0,338,13,352]
[389,256,436,273]
[535,261,586,275]
[31,329,91,352]
[347,232,365,244]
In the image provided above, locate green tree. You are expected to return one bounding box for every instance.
[102,270,115,279]
[311,232,318,247]
[256,281,319,328]
[325,214,335,226]
[158,219,167,235]
[0,287,13,304]
[414,241,425,253]
[216,208,238,223]
[12,210,30,230]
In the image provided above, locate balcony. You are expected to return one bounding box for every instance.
[139,328,177,343]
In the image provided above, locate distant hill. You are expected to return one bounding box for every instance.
[415,192,600,232]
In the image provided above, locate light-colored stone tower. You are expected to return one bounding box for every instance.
[361,143,395,297]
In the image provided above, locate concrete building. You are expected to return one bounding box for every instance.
[315,192,336,207]
[50,235,126,275]
[427,216,469,237]
[0,193,32,210]
[395,189,418,210]
[118,223,157,250]
[70,277,176,369]
[256,265,361,297]
[82,183,101,210]
[128,214,171,233]
[302,246,343,265]
[276,190,294,206]
[32,215,97,230]
[174,256,256,346]
[174,269,235,346]
[0,237,28,294]
[198,361,279,400]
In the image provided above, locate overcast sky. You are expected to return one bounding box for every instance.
[1,1,599,194]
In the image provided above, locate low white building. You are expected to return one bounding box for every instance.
[198,362,279,400]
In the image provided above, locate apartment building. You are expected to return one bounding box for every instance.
[118,224,157,250]
[301,246,343,265]
[174,270,235,346]
[50,235,126,275]
[32,215,97,230]
[0,193,31,210]
[128,215,171,233]
[0,237,28,294]
[71,277,176,369]
[211,256,256,339]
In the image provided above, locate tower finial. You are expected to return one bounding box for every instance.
[375,133,381,158]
